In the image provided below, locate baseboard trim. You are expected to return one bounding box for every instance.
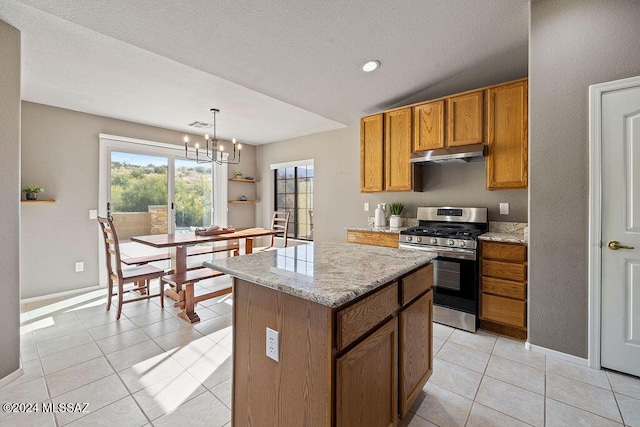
[0,368,24,388]
[525,342,589,367]
[21,285,102,304]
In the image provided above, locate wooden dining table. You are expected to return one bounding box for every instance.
[131,227,282,321]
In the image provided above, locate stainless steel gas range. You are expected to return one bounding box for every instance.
[399,207,488,332]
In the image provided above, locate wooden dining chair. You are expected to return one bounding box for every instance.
[261,211,291,250]
[98,216,166,319]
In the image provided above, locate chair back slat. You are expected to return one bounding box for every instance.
[98,216,123,279]
[270,211,291,248]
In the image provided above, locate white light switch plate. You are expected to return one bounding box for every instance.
[89,210,98,220]
[266,327,279,362]
[75,262,84,272]
[364,202,369,212]
[499,203,509,215]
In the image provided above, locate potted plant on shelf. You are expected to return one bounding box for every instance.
[22,185,44,201]
[388,202,404,228]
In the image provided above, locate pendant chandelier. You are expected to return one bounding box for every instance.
[184,108,241,165]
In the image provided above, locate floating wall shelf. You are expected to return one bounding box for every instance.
[21,200,55,204]
[228,200,255,204]
[229,178,258,183]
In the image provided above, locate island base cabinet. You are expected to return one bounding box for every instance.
[233,279,333,427]
[336,317,398,427]
[399,291,433,417]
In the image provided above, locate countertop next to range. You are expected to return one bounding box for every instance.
[347,221,528,244]
[479,221,528,244]
[204,241,435,308]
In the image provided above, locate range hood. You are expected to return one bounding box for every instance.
[409,143,486,165]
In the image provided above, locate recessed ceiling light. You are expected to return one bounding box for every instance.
[362,60,380,72]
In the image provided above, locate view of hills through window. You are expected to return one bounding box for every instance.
[110,151,212,230]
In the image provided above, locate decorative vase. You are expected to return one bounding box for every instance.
[26,192,38,201]
[389,215,402,228]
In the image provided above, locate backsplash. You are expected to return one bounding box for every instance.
[489,221,528,241]
[367,217,419,228]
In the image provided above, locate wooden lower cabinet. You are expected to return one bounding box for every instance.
[233,264,433,426]
[399,291,433,417]
[480,241,528,339]
[337,318,398,427]
[346,230,399,248]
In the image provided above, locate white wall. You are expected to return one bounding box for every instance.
[21,102,257,299]
[256,122,528,245]
[0,20,22,379]
[529,0,640,357]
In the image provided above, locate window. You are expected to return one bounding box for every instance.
[274,164,314,240]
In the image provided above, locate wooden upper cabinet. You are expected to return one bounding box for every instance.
[385,107,414,191]
[413,100,445,151]
[447,90,484,147]
[486,80,528,189]
[360,114,384,192]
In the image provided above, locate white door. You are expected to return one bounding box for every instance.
[601,82,640,376]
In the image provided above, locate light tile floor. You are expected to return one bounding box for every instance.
[4,280,640,426]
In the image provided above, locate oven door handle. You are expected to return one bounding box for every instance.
[398,243,477,261]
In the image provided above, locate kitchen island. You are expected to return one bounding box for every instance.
[204,242,435,426]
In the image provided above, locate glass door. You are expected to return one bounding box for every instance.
[174,159,213,233]
[108,150,171,264]
[99,135,228,286]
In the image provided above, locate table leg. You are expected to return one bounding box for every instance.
[176,283,200,324]
[174,246,188,273]
[165,245,189,303]
[245,238,254,254]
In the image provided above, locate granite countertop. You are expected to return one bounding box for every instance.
[479,222,528,244]
[203,242,435,308]
[479,231,527,244]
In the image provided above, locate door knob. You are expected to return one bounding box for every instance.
[608,241,635,250]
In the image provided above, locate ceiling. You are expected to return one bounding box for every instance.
[0,0,529,145]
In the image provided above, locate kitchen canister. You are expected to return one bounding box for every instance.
[374,203,387,227]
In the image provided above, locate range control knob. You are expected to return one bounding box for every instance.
[447,239,455,246]
[406,236,412,242]
[416,237,422,243]
[459,240,466,248]
[430,238,438,245]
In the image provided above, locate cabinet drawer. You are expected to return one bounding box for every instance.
[482,242,526,262]
[481,294,526,328]
[337,283,399,351]
[482,260,526,282]
[481,276,526,300]
[347,231,399,248]
[401,264,433,306]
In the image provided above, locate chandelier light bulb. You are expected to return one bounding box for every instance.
[183,135,189,143]
[195,143,199,149]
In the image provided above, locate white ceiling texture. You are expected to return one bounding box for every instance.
[0,0,529,145]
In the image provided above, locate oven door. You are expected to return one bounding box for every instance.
[432,256,478,315]
[399,243,478,314]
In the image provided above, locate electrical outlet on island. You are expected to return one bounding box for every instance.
[266,327,279,362]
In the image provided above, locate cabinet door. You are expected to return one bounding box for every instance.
[385,108,413,191]
[486,80,528,189]
[447,90,484,147]
[361,114,384,192]
[336,317,398,427]
[399,291,433,418]
[413,100,445,151]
